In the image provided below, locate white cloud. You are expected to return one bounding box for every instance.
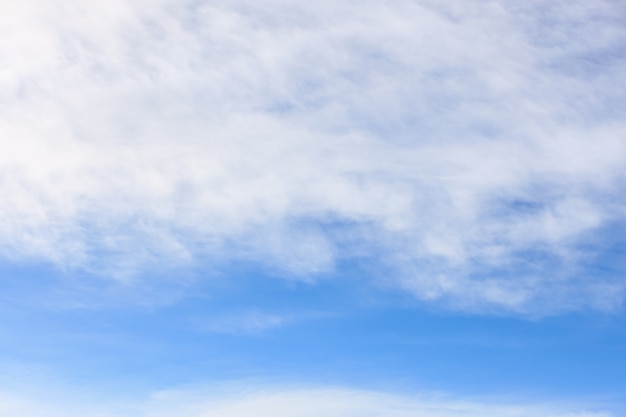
[0,384,614,417]
[1,0,625,312]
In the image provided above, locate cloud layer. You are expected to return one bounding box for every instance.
[1,0,625,312]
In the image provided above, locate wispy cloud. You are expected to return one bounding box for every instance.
[1,0,625,313]
[0,383,615,417]
[194,311,293,335]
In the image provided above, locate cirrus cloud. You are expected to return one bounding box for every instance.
[1,0,625,313]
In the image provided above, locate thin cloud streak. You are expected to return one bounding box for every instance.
[194,311,292,335]
[0,384,615,417]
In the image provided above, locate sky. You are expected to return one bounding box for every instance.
[0,0,625,415]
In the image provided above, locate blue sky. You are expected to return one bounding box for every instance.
[0,0,625,415]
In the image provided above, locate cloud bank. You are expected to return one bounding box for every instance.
[1,0,625,312]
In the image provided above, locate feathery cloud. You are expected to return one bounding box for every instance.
[1,0,625,313]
